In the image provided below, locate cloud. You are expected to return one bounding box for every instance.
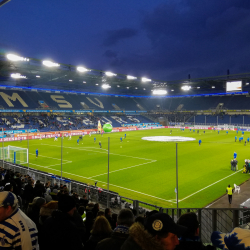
[103,50,117,58]
[102,28,138,46]
[105,0,250,80]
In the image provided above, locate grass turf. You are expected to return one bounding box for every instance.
[3,128,250,208]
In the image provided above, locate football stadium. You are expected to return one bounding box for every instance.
[2,52,250,246]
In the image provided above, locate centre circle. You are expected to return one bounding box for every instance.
[141,136,196,142]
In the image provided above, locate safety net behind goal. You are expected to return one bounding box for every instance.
[0,146,28,164]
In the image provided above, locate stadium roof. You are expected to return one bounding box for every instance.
[1,52,250,97]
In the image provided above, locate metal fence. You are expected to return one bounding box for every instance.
[2,161,250,244]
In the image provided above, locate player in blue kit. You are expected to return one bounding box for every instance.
[226,131,228,135]
[77,139,79,145]
[235,136,237,142]
[36,148,38,158]
[199,139,202,146]
[94,137,96,143]
[120,137,123,142]
[234,152,237,159]
[124,133,126,138]
[218,130,220,134]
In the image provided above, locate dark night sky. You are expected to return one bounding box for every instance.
[1,0,250,81]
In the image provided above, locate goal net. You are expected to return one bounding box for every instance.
[0,146,28,164]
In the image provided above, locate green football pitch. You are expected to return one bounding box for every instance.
[3,128,250,208]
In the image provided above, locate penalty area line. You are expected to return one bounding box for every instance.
[28,163,173,203]
[89,160,157,178]
[179,168,243,202]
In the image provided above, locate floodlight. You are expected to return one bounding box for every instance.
[212,86,215,88]
[181,86,191,91]
[95,84,99,86]
[102,84,111,89]
[69,80,73,82]
[42,60,60,67]
[126,87,129,89]
[105,72,116,76]
[127,75,137,80]
[197,87,200,89]
[152,89,167,95]
[143,88,146,90]
[77,66,90,72]
[141,77,151,82]
[135,87,138,89]
[171,89,174,92]
[11,73,26,79]
[83,81,86,84]
[6,54,29,62]
[36,75,40,78]
[117,85,120,87]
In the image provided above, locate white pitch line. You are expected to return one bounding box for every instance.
[39,143,156,161]
[29,162,173,203]
[29,163,61,168]
[29,153,72,163]
[179,169,243,202]
[89,160,157,178]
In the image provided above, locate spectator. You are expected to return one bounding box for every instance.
[0,191,39,250]
[176,212,215,250]
[33,180,46,197]
[50,188,59,200]
[105,207,113,227]
[84,216,112,250]
[97,211,105,217]
[23,180,34,211]
[92,202,100,218]
[121,213,187,250]
[96,208,135,250]
[27,197,46,228]
[84,211,95,242]
[40,194,84,250]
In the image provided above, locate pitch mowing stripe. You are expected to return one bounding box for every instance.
[179,168,242,202]
[36,143,156,161]
[28,162,174,203]
[89,160,157,178]
[29,153,72,163]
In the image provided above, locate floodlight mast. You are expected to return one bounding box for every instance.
[0,0,11,8]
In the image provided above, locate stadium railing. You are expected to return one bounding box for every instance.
[1,161,250,244]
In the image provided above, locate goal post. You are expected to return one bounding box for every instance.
[0,146,28,165]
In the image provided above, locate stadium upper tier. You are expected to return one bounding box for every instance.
[0,89,249,111]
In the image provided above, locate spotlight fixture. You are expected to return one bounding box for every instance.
[212,86,215,88]
[105,71,116,76]
[6,54,29,62]
[77,66,90,72]
[152,89,167,95]
[102,84,111,89]
[11,73,26,79]
[141,77,151,82]
[43,60,60,67]
[181,86,191,91]
[127,75,137,80]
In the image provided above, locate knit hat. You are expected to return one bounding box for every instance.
[211,228,250,250]
[32,197,46,207]
[0,191,18,207]
[58,195,76,213]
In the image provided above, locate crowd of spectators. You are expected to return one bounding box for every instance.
[0,166,246,250]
